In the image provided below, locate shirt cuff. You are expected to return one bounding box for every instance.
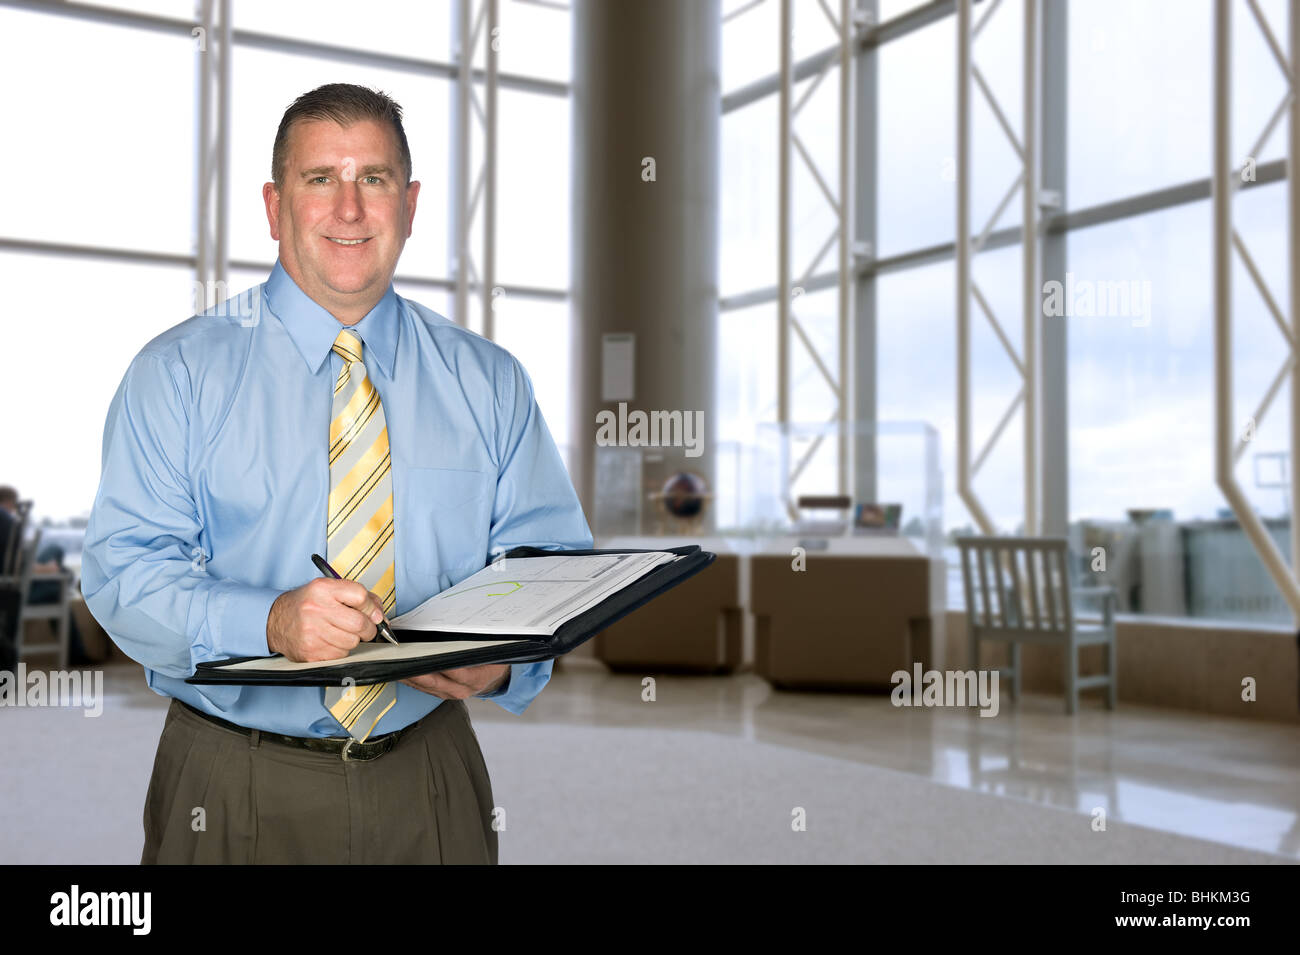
[482,660,553,714]
[212,584,282,660]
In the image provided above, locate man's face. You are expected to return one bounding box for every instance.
[263,118,419,322]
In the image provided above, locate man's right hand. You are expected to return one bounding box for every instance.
[266,578,387,662]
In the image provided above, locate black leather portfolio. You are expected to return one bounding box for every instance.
[186,544,715,687]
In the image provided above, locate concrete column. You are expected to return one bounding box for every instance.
[570,0,721,534]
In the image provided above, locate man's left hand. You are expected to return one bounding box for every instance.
[401,664,509,700]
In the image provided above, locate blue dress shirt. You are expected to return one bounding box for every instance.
[82,260,593,737]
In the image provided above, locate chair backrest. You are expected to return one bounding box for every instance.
[16,526,43,593]
[956,535,1075,634]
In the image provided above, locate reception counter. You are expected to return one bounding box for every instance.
[590,536,945,688]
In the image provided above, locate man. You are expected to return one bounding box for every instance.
[0,486,22,672]
[0,487,58,581]
[82,83,592,864]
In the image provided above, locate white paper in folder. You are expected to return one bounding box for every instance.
[390,551,679,636]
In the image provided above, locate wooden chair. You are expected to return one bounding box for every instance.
[0,500,28,662]
[0,502,72,669]
[956,536,1117,714]
[16,527,72,669]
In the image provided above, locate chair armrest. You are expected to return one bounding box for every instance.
[1070,586,1115,598]
[1070,585,1116,625]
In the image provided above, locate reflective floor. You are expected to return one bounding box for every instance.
[5,659,1296,862]
[482,662,1300,859]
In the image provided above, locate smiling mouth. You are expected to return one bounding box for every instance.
[326,237,371,246]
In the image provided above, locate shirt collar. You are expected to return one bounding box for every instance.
[264,259,400,380]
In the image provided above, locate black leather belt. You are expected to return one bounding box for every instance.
[179,700,413,761]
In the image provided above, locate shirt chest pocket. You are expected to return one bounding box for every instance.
[399,466,493,578]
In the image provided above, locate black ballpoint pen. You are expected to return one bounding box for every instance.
[310,553,399,645]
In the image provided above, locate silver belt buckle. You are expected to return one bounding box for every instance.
[340,738,357,762]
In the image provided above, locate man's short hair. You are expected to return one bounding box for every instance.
[0,486,17,509]
[271,83,413,189]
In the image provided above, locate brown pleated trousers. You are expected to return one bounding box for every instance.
[141,697,498,864]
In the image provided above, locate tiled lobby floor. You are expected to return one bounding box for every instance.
[485,660,1300,859]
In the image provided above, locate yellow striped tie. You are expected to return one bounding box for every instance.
[322,329,397,742]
